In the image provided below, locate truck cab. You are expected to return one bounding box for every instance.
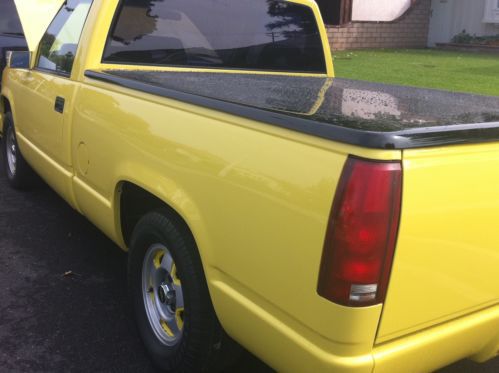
[1,1,498,372]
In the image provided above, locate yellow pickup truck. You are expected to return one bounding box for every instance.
[1,0,498,372]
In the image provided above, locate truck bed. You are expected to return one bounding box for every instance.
[86,70,499,149]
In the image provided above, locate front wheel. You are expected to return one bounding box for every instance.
[2,112,35,189]
[128,210,239,372]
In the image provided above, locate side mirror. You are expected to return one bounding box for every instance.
[6,50,31,69]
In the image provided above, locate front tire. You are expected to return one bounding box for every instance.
[2,112,35,189]
[128,210,238,372]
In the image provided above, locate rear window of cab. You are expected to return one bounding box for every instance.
[102,0,326,73]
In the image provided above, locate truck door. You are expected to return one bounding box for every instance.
[14,0,92,171]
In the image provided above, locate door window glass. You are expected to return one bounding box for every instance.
[37,0,93,76]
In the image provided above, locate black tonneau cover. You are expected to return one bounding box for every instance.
[85,70,499,150]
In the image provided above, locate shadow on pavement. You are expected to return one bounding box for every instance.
[0,158,272,372]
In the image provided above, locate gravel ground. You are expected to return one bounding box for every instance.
[0,158,496,372]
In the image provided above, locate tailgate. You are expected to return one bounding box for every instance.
[377,142,499,342]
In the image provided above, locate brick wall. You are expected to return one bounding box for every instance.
[327,0,431,50]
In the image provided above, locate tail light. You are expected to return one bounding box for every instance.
[317,156,402,307]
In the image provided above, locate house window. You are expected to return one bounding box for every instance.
[316,0,352,26]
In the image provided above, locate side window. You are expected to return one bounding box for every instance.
[102,0,326,73]
[37,0,93,76]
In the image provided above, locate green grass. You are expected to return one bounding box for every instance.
[333,49,499,97]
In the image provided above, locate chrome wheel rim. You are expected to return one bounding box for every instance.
[6,126,17,176]
[142,243,184,346]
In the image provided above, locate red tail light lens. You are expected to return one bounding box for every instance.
[318,156,402,307]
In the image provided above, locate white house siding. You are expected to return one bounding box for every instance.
[352,0,412,22]
[428,0,499,46]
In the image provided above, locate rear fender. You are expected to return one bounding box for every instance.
[112,161,213,265]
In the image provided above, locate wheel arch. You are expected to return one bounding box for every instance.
[1,90,17,135]
[118,181,189,245]
[116,178,220,309]
[115,179,211,266]
[1,95,11,114]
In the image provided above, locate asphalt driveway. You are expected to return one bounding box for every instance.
[0,159,496,372]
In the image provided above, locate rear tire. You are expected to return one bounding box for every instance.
[2,112,35,189]
[128,210,239,372]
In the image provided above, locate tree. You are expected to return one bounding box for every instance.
[265,0,316,39]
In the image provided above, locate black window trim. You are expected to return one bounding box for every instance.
[34,66,71,78]
[34,0,94,79]
[0,33,25,39]
[100,60,328,76]
[100,0,328,75]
